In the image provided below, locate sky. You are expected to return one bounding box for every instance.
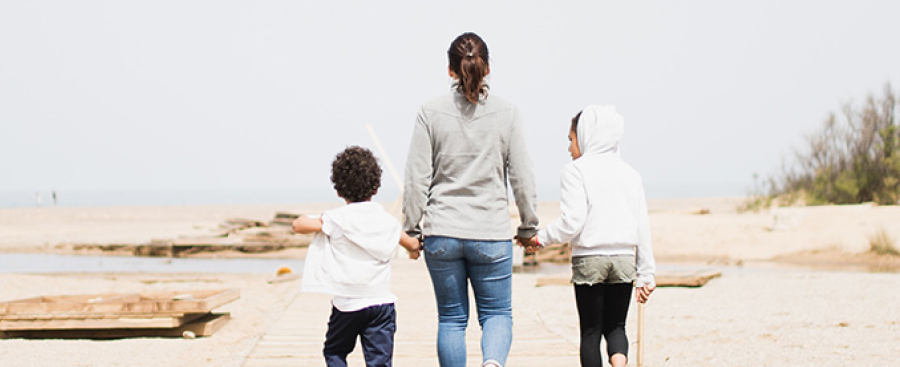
[2,1,899,206]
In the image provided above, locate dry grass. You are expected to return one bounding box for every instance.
[869,228,900,256]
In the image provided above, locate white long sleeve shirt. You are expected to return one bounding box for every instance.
[301,202,400,311]
[537,105,656,287]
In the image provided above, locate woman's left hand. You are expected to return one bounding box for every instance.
[515,236,541,254]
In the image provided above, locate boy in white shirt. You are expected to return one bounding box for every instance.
[521,105,656,367]
[293,146,422,367]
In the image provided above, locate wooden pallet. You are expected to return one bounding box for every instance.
[0,289,239,317]
[0,289,238,338]
[1,313,230,339]
[0,313,208,330]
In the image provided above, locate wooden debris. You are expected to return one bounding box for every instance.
[655,270,721,287]
[269,218,294,227]
[534,243,572,263]
[270,211,306,226]
[224,218,266,228]
[70,211,315,257]
[0,289,238,339]
[274,212,301,220]
[534,276,569,287]
[266,273,301,284]
[1,313,230,339]
[0,313,207,331]
[178,231,231,239]
[0,289,239,316]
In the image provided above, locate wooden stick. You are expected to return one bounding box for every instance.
[364,124,404,191]
[637,302,645,367]
[365,123,404,220]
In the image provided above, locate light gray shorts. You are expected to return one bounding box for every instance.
[571,255,636,285]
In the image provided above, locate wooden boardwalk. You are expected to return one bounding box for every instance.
[240,260,579,367]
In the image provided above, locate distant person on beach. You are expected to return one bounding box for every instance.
[292,146,422,367]
[403,32,539,367]
[522,106,656,367]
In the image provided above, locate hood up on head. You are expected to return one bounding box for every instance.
[576,105,624,158]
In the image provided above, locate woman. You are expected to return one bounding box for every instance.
[403,32,539,367]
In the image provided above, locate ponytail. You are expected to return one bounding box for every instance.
[448,32,490,104]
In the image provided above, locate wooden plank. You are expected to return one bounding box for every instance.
[1,313,230,339]
[0,313,205,330]
[178,231,230,239]
[171,238,239,246]
[225,218,265,227]
[266,273,301,284]
[274,211,301,219]
[0,296,42,305]
[182,288,240,311]
[655,270,722,287]
[535,276,570,287]
[179,312,231,336]
[268,218,294,227]
[2,313,173,320]
[535,270,722,288]
[0,289,239,316]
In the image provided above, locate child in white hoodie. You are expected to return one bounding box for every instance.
[524,105,656,367]
[293,146,422,367]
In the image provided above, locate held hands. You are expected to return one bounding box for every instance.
[407,242,422,260]
[635,284,655,303]
[400,232,423,260]
[515,236,541,255]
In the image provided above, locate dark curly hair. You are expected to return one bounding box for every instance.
[331,146,382,203]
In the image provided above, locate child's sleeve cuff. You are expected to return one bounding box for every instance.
[635,274,655,288]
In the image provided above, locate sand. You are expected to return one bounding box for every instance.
[1,198,899,366]
[515,264,900,366]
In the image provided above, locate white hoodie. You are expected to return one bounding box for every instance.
[537,105,656,287]
[302,202,400,310]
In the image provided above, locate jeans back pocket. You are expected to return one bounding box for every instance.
[424,236,454,258]
[474,241,510,262]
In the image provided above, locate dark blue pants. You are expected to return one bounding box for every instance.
[323,303,396,367]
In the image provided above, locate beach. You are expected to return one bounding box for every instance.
[1,198,899,366]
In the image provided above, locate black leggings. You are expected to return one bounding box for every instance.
[574,283,632,367]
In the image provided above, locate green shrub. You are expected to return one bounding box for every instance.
[756,83,900,206]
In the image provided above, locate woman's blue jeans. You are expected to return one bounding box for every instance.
[423,236,513,367]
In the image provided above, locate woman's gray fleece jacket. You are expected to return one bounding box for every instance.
[403,91,539,240]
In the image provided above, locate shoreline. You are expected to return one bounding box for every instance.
[3,196,900,270]
[3,247,898,277]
